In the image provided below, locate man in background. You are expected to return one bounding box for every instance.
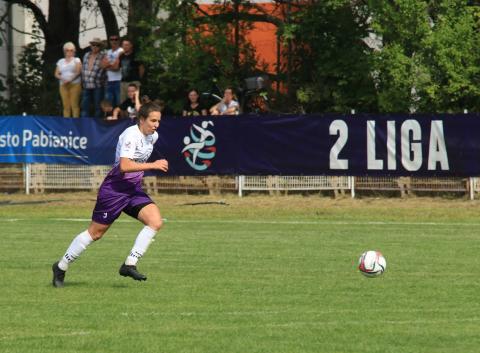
[102,35,123,107]
[81,38,105,118]
[120,39,145,102]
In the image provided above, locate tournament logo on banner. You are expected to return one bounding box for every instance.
[181,121,216,171]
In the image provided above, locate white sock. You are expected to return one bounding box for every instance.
[125,226,157,266]
[58,230,94,271]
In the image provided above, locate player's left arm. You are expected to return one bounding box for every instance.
[119,157,168,173]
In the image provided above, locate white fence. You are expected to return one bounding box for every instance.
[0,163,478,199]
[238,175,353,197]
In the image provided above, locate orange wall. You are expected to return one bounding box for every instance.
[198,2,284,74]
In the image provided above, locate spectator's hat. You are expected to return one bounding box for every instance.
[89,37,103,46]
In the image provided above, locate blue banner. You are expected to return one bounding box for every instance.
[0,116,131,165]
[1,114,480,176]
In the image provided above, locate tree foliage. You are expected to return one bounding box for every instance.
[288,0,378,113]
[0,27,58,115]
[369,0,480,113]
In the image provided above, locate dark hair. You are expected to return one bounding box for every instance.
[138,102,162,120]
[100,99,113,108]
[121,38,133,46]
[153,98,165,109]
[224,86,237,100]
[128,83,138,89]
[187,89,200,103]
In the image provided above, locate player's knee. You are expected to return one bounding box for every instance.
[148,218,163,231]
[87,225,108,241]
[90,231,104,241]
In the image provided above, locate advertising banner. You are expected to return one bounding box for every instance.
[1,114,479,176]
[0,116,130,165]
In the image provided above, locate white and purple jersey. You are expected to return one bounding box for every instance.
[114,124,158,166]
[106,125,159,183]
[92,125,158,224]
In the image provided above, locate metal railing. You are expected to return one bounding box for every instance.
[0,163,478,199]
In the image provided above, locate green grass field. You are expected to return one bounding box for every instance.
[1,193,480,353]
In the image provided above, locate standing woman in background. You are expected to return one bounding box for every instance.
[55,42,82,117]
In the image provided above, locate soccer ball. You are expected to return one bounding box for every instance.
[358,250,386,277]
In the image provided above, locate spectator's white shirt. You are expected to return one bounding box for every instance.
[56,57,81,84]
[106,47,124,82]
[114,125,158,165]
[217,100,239,114]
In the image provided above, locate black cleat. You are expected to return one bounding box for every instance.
[119,264,147,281]
[52,261,66,288]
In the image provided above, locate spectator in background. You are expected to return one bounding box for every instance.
[120,39,145,102]
[81,38,106,118]
[210,87,239,116]
[112,83,141,120]
[183,89,207,116]
[55,42,82,117]
[102,35,123,107]
[100,100,114,120]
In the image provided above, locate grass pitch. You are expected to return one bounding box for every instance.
[1,193,480,353]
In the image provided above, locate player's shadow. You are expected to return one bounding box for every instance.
[48,281,130,288]
[47,281,89,288]
[112,283,130,288]
[66,281,90,287]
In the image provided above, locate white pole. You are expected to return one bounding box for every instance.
[350,109,356,198]
[464,109,474,199]
[238,175,244,197]
[24,163,30,195]
[350,176,355,198]
[470,177,475,201]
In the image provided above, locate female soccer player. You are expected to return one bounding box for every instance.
[52,102,168,287]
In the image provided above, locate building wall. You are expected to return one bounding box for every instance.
[197,1,284,75]
[11,3,38,60]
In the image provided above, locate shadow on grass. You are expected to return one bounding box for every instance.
[48,281,132,288]
[47,281,90,288]
[112,283,130,288]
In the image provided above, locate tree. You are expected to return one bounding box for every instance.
[287,0,378,113]
[126,0,154,40]
[0,26,57,115]
[368,0,480,113]
[2,0,119,70]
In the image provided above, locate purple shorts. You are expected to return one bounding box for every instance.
[92,179,153,225]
